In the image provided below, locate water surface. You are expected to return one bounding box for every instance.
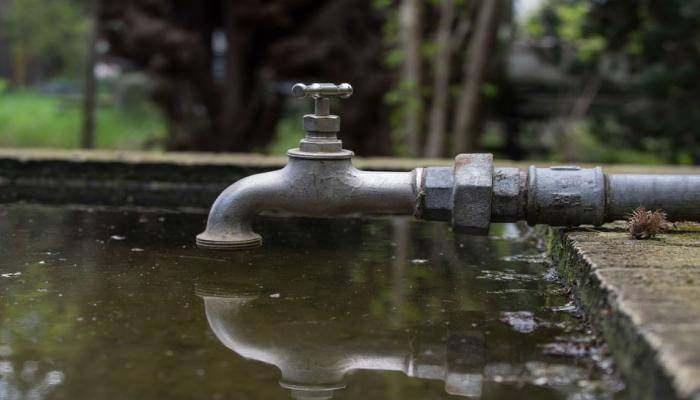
[0,205,624,399]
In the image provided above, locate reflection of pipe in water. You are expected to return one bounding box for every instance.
[195,286,485,399]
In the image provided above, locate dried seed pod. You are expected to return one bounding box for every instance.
[626,207,673,239]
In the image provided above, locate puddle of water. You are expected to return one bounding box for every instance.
[0,204,626,399]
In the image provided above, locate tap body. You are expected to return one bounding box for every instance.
[196,157,420,250]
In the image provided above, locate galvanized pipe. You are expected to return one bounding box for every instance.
[606,174,700,221]
[521,168,700,225]
[524,166,606,226]
[421,160,700,231]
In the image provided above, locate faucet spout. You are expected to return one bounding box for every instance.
[196,157,421,250]
[195,168,287,250]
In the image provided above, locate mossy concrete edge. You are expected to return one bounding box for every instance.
[548,227,699,400]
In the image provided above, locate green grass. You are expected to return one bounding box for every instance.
[0,90,166,150]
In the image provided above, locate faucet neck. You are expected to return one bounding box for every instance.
[288,83,355,160]
[287,108,354,160]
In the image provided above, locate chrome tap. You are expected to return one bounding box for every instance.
[198,82,700,251]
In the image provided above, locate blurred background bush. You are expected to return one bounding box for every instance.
[0,0,698,164]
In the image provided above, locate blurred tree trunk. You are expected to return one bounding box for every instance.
[425,0,454,158]
[214,6,282,152]
[559,75,601,161]
[0,0,11,82]
[82,1,99,149]
[570,76,601,120]
[452,0,501,153]
[497,2,522,160]
[399,0,422,156]
[99,0,393,155]
[10,48,28,86]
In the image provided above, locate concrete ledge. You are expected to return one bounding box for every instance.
[3,148,700,209]
[0,148,451,208]
[549,223,700,400]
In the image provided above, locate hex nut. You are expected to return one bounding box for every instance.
[298,139,343,153]
[421,167,454,221]
[303,115,340,132]
[491,167,526,222]
[452,154,493,235]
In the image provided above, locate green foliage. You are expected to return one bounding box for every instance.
[529,0,700,164]
[2,0,90,80]
[371,0,392,10]
[385,49,404,68]
[555,2,588,41]
[267,116,301,155]
[527,1,606,66]
[379,1,441,156]
[0,90,166,149]
[589,0,700,163]
[421,41,439,58]
[551,120,666,164]
[577,35,605,61]
[480,82,499,98]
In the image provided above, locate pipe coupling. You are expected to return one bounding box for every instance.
[420,157,608,232]
[526,166,605,226]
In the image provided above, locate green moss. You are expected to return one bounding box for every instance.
[675,222,700,232]
[548,226,681,399]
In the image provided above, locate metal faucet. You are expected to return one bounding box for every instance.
[197,82,700,250]
[196,83,420,250]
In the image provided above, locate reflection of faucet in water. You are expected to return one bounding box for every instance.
[195,286,486,399]
[0,360,64,400]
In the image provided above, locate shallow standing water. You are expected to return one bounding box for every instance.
[0,204,625,399]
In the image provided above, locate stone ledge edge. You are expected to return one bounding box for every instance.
[547,227,689,400]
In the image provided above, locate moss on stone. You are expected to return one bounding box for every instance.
[549,224,700,399]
